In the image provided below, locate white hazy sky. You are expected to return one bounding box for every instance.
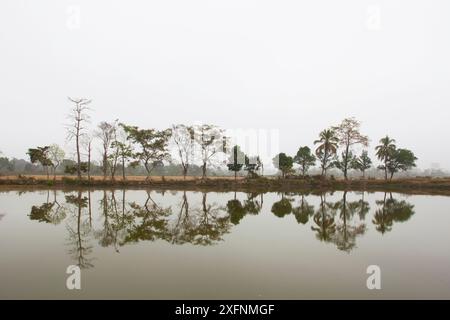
[1,0,450,169]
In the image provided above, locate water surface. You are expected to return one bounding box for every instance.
[1,189,449,299]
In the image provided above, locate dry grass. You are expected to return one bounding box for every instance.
[0,175,449,184]
[0,175,246,182]
[2,175,450,195]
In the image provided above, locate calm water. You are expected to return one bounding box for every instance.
[1,189,450,299]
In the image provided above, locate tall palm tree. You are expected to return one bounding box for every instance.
[314,129,339,176]
[375,136,396,180]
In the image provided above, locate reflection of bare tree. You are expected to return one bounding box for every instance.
[86,189,151,251]
[193,193,232,245]
[373,192,415,234]
[292,193,315,225]
[88,190,92,228]
[170,191,196,244]
[65,191,94,269]
[99,189,143,252]
[169,192,232,245]
[331,191,366,253]
[311,193,336,242]
[29,190,67,225]
[110,189,136,250]
[94,190,116,248]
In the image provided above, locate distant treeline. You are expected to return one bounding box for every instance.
[0,157,231,177]
[0,156,446,179]
[0,98,447,181]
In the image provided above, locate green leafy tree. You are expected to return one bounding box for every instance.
[64,162,88,175]
[293,146,316,177]
[27,146,53,179]
[272,153,293,178]
[227,145,245,180]
[386,148,417,180]
[375,136,396,180]
[111,142,133,181]
[351,150,372,178]
[121,124,172,180]
[334,151,356,176]
[333,118,369,180]
[314,129,339,176]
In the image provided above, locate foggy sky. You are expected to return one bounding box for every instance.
[1,0,450,169]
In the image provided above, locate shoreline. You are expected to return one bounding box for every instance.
[1,175,450,196]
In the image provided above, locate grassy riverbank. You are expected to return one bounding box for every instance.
[1,175,450,195]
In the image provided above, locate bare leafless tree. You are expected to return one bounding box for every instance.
[333,118,369,180]
[82,133,94,181]
[66,97,92,180]
[193,124,227,179]
[48,144,65,180]
[171,124,195,179]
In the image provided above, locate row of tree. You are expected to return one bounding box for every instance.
[26,98,233,181]
[23,99,417,181]
[269,118,417,180]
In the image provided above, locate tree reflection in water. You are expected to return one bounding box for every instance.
[330,191,366,253]
[373,192,415,234]
[25,189,417,266]
[354,191,370,221]
[311,193,336,243]
[28,190,67,224]
[243,192,263,216]
[190,192,232,245]
[65,191,94,269]
[292,193,315,225]
[123,190,172,244]
[271,193,293,218]
[226,192,262,225]
[95,190,135,252]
